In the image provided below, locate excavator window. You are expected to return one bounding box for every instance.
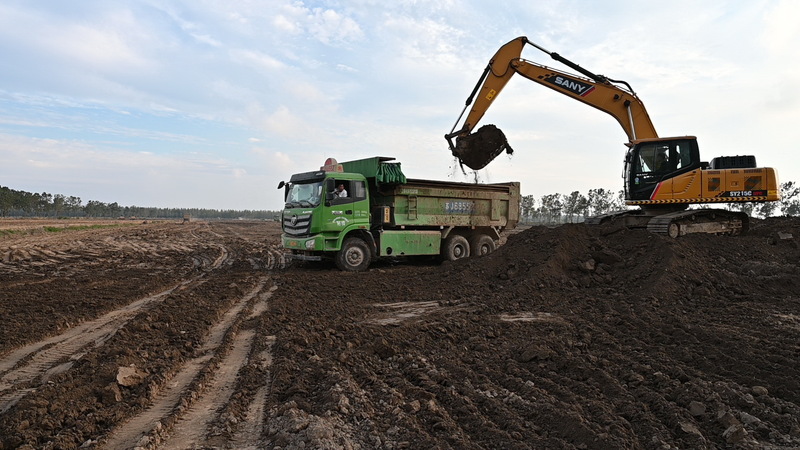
[627,138,701,201]
[636,143,671,173]
[655,152,669,171]
[675,141,694,170]
[636,140,697,174]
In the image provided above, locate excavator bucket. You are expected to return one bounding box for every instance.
[452,125,514,170]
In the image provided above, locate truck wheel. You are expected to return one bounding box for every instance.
[336,237,372,272]
[469,235,496,256]
[442,234,470,261]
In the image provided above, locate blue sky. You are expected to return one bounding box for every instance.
[1,0,797,210]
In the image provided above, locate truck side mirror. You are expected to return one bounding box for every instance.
[277,181,285,189]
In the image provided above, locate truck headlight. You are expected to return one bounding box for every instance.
[305,239,316,250]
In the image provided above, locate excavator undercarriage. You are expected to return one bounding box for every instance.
[586,207,749,237]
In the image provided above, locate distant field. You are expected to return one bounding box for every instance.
[0,217,157,234]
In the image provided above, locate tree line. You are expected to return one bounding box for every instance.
[520,181,800,224]
[3,181,799,222]
[0,186,280,220]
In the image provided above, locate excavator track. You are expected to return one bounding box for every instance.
[646,209,749,237]
[586,208,749,238]
[584,209,645,226]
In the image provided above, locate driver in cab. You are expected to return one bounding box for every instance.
[332,183,348,198]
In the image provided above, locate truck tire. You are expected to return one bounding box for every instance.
[469,234,496,256]
[336,237,372,272]
[442,234,470,261]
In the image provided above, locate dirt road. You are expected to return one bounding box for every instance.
[1,218,799,449]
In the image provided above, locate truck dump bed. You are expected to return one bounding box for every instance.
[339,156,520,230]
[376,178,520,228]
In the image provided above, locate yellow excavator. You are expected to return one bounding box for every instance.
[445,36,780,236]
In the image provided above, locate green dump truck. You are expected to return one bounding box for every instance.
[278,156,520,271]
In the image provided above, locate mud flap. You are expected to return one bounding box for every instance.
[452,124,513,170]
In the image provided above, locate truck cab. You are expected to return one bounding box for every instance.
[280,162,372,263]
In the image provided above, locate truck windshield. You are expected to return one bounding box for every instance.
[285,181,323,208]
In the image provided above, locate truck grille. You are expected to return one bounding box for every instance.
[283,213,312,236]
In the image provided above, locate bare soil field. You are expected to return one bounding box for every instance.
[1,217,799,449]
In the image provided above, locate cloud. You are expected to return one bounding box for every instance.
[308,8,363,45]
[0,131,263,208]
[261,105,308,137]
[273,14,299,34]
[229,49,286,72]
[336,63,358,73]
[190,33,222,47]
[274,2,364,45]
[273,151,293,168]
[760,0,800,55]
[284,80,333,104]
[381,15,463,63]
[0,5,156,75]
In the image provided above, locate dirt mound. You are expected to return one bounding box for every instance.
[466,218,800,306]
[1,218,799,448]
[266,219,800,449]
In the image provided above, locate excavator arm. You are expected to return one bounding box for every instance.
[446,36,658,170]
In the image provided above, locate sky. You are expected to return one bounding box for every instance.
[1,0,798,211]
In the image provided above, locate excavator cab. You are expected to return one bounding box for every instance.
[625,137,701,201]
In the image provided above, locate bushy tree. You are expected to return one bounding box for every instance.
[538,193,563,224]
[563,191,588,223]
[586,188,625,216]
[779,181,800,216]
[520,195,535,223]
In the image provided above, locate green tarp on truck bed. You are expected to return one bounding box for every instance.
[341,156,407,184]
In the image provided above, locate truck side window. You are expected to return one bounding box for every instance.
[352,181,366,201]
[329,180,353,205]
[326,179,366,205]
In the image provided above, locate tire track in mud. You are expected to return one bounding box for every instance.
[0,222,216,275]
[229,335,276,450]
[102,281,277,450]
[202,222,290,271]
[160,329,257,449]
[264,246,290,270]
[0,221,288,447]
[0,240,232,414]
[0,285,181,413]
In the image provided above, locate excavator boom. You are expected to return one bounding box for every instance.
[446,36,657,170]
